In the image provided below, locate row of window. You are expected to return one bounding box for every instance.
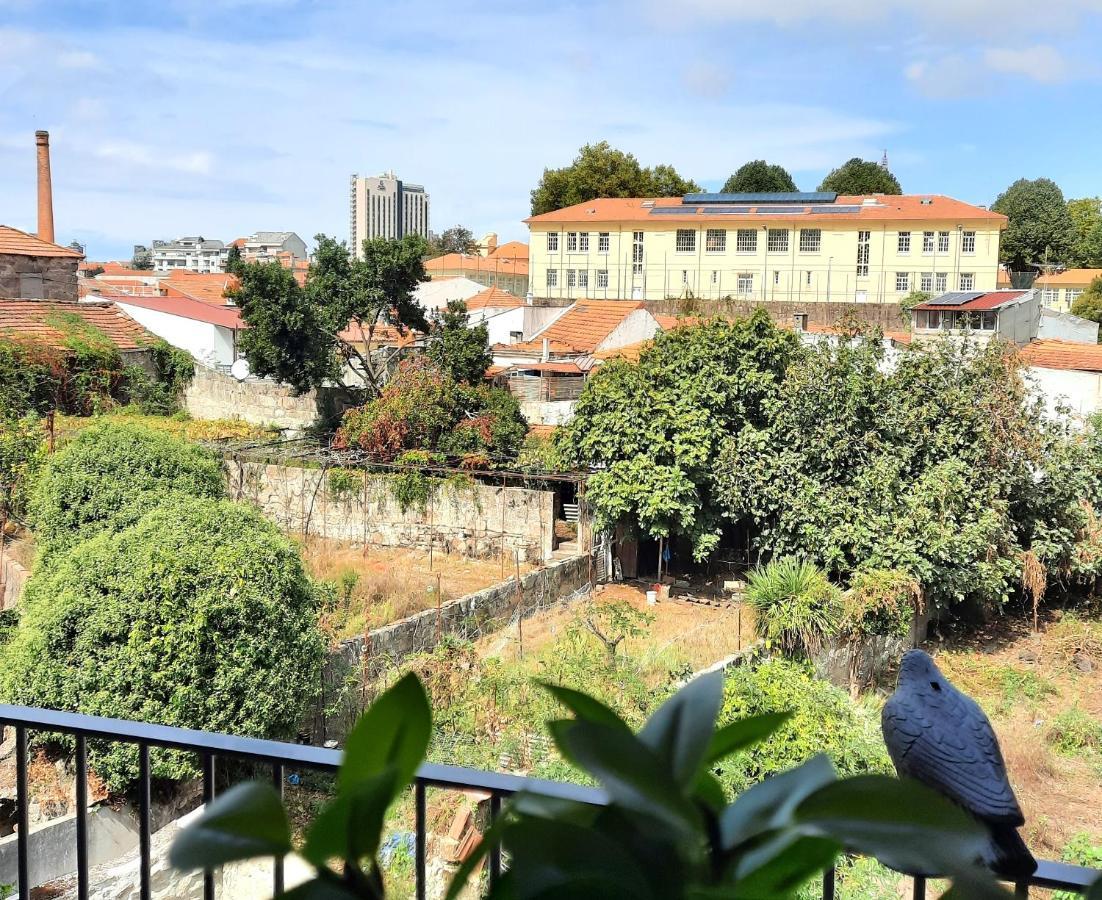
[547,232,612,253]
[914,309,996,330]
[546,269,611,289]
[1043,288,1084,304]
[897,230,975,254]
[895,272,974,292]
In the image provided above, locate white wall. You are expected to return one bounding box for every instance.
[116,302,236,366]
[1039,308,1099,344]
[1028,366,1102,419]
[595,308,660,352]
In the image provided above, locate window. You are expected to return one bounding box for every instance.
[567,269,577,288]
[961,231,976,254]
[566,232,578,252]
[806,270,813,286]
[767,229,788,253]
[959,272,974,290]
[773,270,780,285]
[938,231,950,253]
[676,229,696,253]
[895,272,910,292]
[632,231,643,274]
[1043,288,1060,304]
[681,270,689,285]
[856,230,870,277]
[928,310,942,329]
[799,229,821,253]
[597,269,609,288]
[736,229,757,253]
[18,273,44,298]
[706,229,727,253]
[1067,288,1084,305]
[546,269,558,288]
[598,232,610,253]
[711,270,718,285]
[578,269,589,288]
[897,231,911,253]
[935,272,947,292]
[922,231,935,254]
[579,232,590,252]
[915,310,928,329]
[737,273,753,295]
[980,311,996,330]
[920,272,933,292]
[509,330,523,342]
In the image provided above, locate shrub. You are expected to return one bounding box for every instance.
[0,415,47,518]
[715,658,891,794]
[1046,707,1102,756]
[842,568,921,640]
[1055,833,1102,900]
[746,557,841,654]
[0,496,324,791]
[122,340,195,415]
[27,421,224,553]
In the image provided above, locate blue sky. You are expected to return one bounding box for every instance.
[2,0,1100,260]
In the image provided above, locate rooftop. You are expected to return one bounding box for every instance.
[1019,338,1102,373]
[426,252,529,278]
[0,225,84,258]
[502,300,646,355]
[489,241,529,261]
[1035,269,1102,288]
[0,298,153,350]
[465,286,525,310]
[113,293,244,330]
[915,290,1029,312]
[162,271,239,305]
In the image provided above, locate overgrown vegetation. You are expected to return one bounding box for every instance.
[745,557,840,655]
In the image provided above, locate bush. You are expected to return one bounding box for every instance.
[842,568,921,640]
[27,422,224,553]
[122,340,195,414]
[0,415,47,518]
[746,557,841,654]
[715,658,891,794]
[0,496,324,791]
[1047,707,1102,756]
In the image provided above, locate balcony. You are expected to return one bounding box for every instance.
[0,703,1098,899]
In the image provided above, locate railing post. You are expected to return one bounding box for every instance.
[489,792,503,887]
[15,726,29,900]
[139,744,151,900]
[821,866,836,899]
[415,781,427,900]
[913,875,926,899]
[76,735,90,900]
[202,753,215,900]
[273,764,285,896]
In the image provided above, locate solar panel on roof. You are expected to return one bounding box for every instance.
[817,206,862,213]
[649,207,697,216]
[929,292,985,306]
[755,206,806,214]
[683,191,838,205]
[699,207,753,215]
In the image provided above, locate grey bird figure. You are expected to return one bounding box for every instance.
[882,649,1037,880]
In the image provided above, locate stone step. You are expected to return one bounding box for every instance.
[557,540,579,552]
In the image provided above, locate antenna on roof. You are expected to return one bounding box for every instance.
[880,149,889,170]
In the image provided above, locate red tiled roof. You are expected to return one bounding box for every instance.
[494,338,579,355]
[466,286,524,310]
[338,320,421,347]
[915,290,1027,311]
[1035,269,1102,288]
[489,241,529,261]
[1019,339,1102,373]
[425,252,529,278]
[525,194,1007,226]
[521,300,646,354]
[593,340,649,362]
[162,271,239,305]
[99,262,156,276]
[504,361,583,374]
[0,299,154,350]
[0,225,84,258]
[113,293,243,329]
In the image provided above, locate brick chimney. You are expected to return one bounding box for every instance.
[35,130,55,244]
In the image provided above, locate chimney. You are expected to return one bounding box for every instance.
[541,338,550,362]
[35,130,55,244]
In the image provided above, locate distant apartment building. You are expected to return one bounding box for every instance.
[349,171,430,255]
[1035,269,1102,313]
[241,231,308,263]
[151,237,229,274]
[525,192,1006,303]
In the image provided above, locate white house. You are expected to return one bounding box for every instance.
[415,277,486,312]
[462,287,567,347]
[1020,339,1102,420]
[114,294,243,368]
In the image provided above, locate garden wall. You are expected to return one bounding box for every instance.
[314,552,590,741]
[645,298,905,331]
[227,460,556,562]
[1,553,28,610]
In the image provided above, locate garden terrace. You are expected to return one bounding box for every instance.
[0,704,1097,899]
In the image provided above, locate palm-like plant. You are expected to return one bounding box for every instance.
[746,557,841,655]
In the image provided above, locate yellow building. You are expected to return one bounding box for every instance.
[524,192,1006,304]
[1035,269,1102,312]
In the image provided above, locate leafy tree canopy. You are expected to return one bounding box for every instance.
[429,226,479,257]
[130,247,153,270]
[1071,276,1102,341]
[0,495,324,791]
[817,157,901,195]
[722,160,798,193]
[991,177,1074,271]
[1067,197,1102,268]
[426,300,492,384]
[557,311,800,559]
[531,141,701,215]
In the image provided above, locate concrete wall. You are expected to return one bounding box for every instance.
[648,298,908,331]
[183,366,335,434]
[227,460,555,562]
[596,308,661,351]
[1039,307,1099,343]
[519,399,577,426]
[1,553,28,610]
[1029,366,1102,419]
[116,302,236,367]
[0,254,79,302]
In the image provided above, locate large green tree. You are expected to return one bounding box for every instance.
[991,178,1074,271]
[429,225,479,257]
[557,312,800,558]
[722,160,798,193]
[1067,197,1102,268]
[531,142,701,215]
[1071,276,1102,341]
[818,158,901,195]
[233,234,429,395]
[426,300,492,384]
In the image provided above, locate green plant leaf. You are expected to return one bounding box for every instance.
[731,833,840,899]
[547,719,700,838]
[637,670,724,786]
[279,877,364,900]
[706,710,793,764]
[339,672,430,794]
[793,775,991,878]
[301,768,398,868]
[169,781,291,871]
[693,770,728,812]
[539,681,633,733]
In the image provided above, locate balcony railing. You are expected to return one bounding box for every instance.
[0,703,1097,900]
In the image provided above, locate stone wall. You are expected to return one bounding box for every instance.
[645,298,905,331]
[1,553,28,610]
[228,460,556,562]
[183,366,348,434]
[0,254,78,302]
[316,553,590,741]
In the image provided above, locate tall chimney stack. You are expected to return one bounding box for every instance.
[35,130,55,244]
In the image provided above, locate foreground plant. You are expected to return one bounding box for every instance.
[172,670,1071,899]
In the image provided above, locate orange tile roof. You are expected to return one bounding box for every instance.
[425,252,529,278]
[338,320,421,347]
[100,262,156,276]
[1035,269,1102,288]
[525,194,1006,226]
[162,271,239,305]
[0,225,84,258]
[519,300,645,354]
[489,241,529,261]
[465,286,524,310]
[593,340,650,362]
[1019,339,1102,373]
[0,299,154,351]
[527,424,558,438]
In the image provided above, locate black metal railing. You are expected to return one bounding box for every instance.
[0,703,1097,899]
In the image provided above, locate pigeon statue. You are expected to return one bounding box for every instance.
[882,649,1037,880]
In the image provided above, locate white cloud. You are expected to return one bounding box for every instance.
[95,141,214,175]
[982,45,1073,84]
[903,54,988,98]
[57,50,100,69]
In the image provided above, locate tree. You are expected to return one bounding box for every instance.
[131,247,153,269]
[0,495,324,791]
[1067,197,1102,268]
[426,300,492,384]
[232,234,430,396]
[722,160,798,193]
[557,312,801,559]
[530,141,700,215]
[429,226,478,257]
[991,178,1074,271]
[1071,277,1102,341]
[818,157,901,195]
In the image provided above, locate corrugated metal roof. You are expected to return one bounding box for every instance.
[916,290,1027,311]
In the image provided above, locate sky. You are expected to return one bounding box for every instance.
[2,0,1101,261]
